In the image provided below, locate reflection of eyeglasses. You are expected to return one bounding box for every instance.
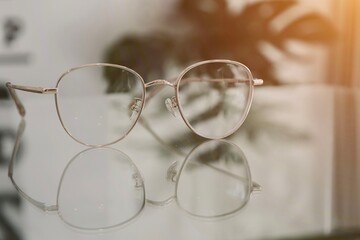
[10,119,261,230]
[6,59,263,147]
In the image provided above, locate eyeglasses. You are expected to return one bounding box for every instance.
[6,59,263,147]
[10,119,261,230]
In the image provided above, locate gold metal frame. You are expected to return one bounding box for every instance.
[6,59,263,147]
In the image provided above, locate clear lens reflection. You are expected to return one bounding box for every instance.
[176,140,253,218]
[9,120,260,231]
[57,147,145,230]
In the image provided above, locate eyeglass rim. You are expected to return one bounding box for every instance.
[56,146,146,231]
[54,63,147,147]
[174,139,253,219]
[175,59,255,140]
[54,60,256,147]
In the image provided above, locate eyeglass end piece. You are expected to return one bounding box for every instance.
[252,182,262,192]
[253,79,264,86]
[43,88,58,94]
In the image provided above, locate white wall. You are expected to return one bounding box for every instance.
[0,0,176,89]
[1,0,333,89]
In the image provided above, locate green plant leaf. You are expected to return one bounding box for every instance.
[275,13,337,44]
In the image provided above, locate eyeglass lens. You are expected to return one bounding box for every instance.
[177,62,252,139]
[55,61,253,146]
[57,148,145,230]
[55,65,145,146]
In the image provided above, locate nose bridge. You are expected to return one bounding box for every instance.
[145,79,175,88]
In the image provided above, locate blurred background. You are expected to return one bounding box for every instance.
[0,0,359,239]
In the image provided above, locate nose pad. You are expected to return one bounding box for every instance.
[129,98,143,121]
[165,96,179,117]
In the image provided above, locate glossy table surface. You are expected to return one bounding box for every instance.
[0,85,359,240]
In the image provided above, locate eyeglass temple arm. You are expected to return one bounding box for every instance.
[5,82,57,117]
[180,77,264,86]
[9,119,58,212]
[193,161,262,192]
[143,77,263,107]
